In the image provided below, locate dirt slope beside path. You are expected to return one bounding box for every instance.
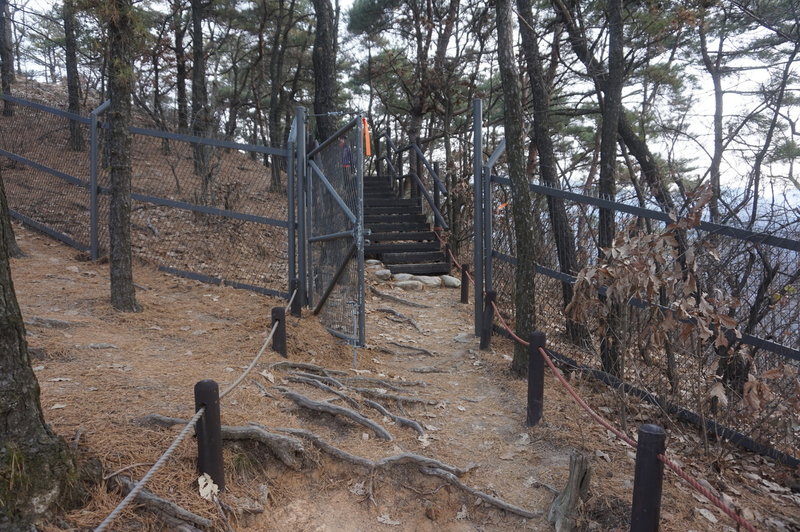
[11,225,794,531]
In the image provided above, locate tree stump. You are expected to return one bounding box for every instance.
[547,452,592,532]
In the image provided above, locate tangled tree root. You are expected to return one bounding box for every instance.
[108,475,212,531]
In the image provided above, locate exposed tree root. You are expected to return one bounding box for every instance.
[369,285,431,308]
[288,370,347,389]
[277,389,393,441]
[375,307,421,331]
[419,467,542,519]
[388,341,434,356]
[343,375,428,391]
[137,414,305,470]
[351,387,438,405]
[268,361,347,376]
[288,375,361,408]
[363,399,426,436]
[274,428,466,475]
[109,475,212,530]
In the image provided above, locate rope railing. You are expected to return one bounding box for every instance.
[95,290,297,531]
[486,299,759,532]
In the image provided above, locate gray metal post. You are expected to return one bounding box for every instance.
[473,99,483,336]
[287,138,296,298]
[356,117,366,346]
[89,99,110,261]
[295,106,307,307]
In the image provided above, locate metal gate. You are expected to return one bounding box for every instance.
[299,113,365,346]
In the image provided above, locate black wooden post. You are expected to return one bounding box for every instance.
[527,332,546,427]
[271,307,287,357]
[289,279,301,317]
[630,424,666,532]
[194,379,224,491]
[460,264,469,304]
[479,290,496,350]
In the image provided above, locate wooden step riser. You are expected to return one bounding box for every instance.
[365,207,424,215]
[387,263,452,275]
[365,241,441,253]
[382,251,447,264]
[368,231,436,242]
[365,222,430,233]
[364,214,427,224]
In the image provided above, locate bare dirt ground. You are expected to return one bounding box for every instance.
[10,224,798,531]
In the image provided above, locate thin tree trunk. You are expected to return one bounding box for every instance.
[172,1,188,133]
[598,0,624,377]
[0,0,13,117]
[190,0,212,204]
[64,0,84,151]
[517,0,587,344]
[495,0,538,377]
[108,0,139,312]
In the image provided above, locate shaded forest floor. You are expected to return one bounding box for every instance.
[11,224,797,531]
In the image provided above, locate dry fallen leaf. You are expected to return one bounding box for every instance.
[198,473,219,501]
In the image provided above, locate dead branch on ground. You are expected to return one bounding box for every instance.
[375,307,421,331]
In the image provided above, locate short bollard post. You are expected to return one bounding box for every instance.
[194,380,224,491]
[460,264,469,304]
[289,279,301,317]
[630,424,666,532]
[479,290,496,350]
[527,332,546,427]
[271,307,287,357]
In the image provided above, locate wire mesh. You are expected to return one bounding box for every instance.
[0,97,291,298]
[308,122,363,343]
[485,162,800,463]
[0,99,92,249]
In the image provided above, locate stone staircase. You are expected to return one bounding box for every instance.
[363,176,451,275]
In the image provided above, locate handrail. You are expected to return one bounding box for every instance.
[307,116,360,158]
[409,172,448,229]
[412,144,448,196]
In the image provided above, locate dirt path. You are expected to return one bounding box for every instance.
[13,225,794,531]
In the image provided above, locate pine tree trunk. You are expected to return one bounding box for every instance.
[64,0,84,151]
[495,0,538,376]
[311,0,337,141]
[108,0,139,312]
[0,168,75,528]
[0,0,13,117]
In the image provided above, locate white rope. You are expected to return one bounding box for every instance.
[95,289,299,530]
[94,407,206,532]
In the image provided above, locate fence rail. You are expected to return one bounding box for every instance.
[0,95,294,300]
[472,98,800,468]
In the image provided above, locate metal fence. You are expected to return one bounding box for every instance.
[473,100,800,466]
[0,95,293,299]
[303,114,365,345]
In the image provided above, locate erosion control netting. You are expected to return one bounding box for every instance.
[0,99,92,250]
[486,173,800,462]
[95,129,290,296]
[308,122,363,343]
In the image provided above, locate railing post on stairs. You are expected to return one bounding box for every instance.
[433,161,441,209]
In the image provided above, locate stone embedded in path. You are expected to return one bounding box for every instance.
[366,259,383,266]
[440,275,461,288]
[411,275,442,287]
[393,273,414,282]
[373,269,392,281]
[395,280,423,291]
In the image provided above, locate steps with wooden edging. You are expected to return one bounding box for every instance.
[363,176,450,276]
